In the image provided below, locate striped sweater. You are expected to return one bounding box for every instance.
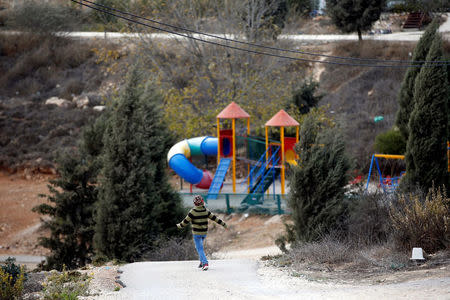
[177,205,227,235]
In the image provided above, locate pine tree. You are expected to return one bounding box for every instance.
[288,115,352,241]
[290,78,323,115]
[32,115,107,270]
[403,34,449,191]
[93,68,185,262]
[395,19,439,142]
[326,0,386,40]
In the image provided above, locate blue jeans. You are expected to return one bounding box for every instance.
[193,234,208,264]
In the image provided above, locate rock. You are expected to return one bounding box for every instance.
[73,95,90,108]
[45,97,71,108]
[93,105,106,112]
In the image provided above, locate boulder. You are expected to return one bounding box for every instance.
[73,95,90,108]
[45,97,71,108]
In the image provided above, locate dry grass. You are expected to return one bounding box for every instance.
[390,186,449,253]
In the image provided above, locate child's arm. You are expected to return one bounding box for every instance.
[176,210,193,229]
[207,211,227,228]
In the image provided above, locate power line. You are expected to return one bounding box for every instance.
[79,0,447,65]
[71,0,450,68]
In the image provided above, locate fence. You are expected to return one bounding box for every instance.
[179,192,289,215]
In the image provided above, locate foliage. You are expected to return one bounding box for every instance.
[346,192,391,246]
[325,0,386,40]
[288,78,324,115]
[42,267,91,300]
[374,127,406,155]
[5,1,80,35]
[0,265,25,300]
[403,33,449,191]
[390,186,450,253]
[93,68,186,262]
[395,19,439,142]
[389,0,450,12]
[288,115,352,242]
[142,237,198,261]
[287,0,315,16]
[32,115,108,270]
[0,258,27,287]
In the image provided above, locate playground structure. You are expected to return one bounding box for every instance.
[167,102,299,206]
[365,154,405,193]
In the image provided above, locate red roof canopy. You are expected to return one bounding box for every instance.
[217,102,250,119]
[265,110,299,127]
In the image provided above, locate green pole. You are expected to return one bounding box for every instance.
[226,194,231,214]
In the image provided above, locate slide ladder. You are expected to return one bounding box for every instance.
[207,158,231,200]
[241,148,280,205]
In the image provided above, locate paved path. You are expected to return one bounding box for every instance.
[96,260,450,300]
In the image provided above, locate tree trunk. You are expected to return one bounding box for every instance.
[357,28,362,41]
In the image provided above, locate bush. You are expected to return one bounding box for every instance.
[0,260,25,300]
[390,186,450,253]
[5,1,80,35]
[346,192,391,246]
[374,128,406,155]
[42,267,91,300]
[142,237,197,261]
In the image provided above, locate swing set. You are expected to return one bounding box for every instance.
[365,154,405,193]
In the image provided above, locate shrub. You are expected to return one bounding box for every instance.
[142,237,197,261]
[346,192,391,246]
[390,186,450,253]
[374,128,406,155]
[0,262,25,300]
[5,1,80,35]
[42,267,91,300]
[288,233,353,265]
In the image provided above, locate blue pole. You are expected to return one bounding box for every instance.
[365,154,375,191]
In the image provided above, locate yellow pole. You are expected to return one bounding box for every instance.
[281,126,285,195]
[247,118,251,191]
[266,126,269,196]
[232,118,236,193]
[374,154,405,159]
[217,118,221,165]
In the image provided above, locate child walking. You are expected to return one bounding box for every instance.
[176,195,227,270]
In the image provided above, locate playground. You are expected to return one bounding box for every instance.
[167,101,450,212]
[167,102,300,214]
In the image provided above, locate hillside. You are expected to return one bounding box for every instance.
[0,33,435,174]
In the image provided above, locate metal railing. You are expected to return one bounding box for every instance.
[179,192,289,215]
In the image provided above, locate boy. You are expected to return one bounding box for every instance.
[176,195,227,271]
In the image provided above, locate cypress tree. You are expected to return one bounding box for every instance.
[93,68,185,262]
[288,116,352,241]
[395,19,439,142]
[403,34,449,191]
[32,115,107,270]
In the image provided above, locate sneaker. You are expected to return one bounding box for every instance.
[198,262,203,268]
[202,263,209,271]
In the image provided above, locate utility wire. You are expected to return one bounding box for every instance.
[79,0,448,65]
[71,0,450,68]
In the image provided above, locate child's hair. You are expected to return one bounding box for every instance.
[193,195,204,206]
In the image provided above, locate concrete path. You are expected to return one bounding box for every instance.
[96,260,450,300]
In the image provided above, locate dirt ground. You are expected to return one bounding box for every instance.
[0,172,51,256]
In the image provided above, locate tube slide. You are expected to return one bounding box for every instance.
[167,136,219,189]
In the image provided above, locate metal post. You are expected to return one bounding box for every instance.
[226,194,231,214]
[277,195,282,215]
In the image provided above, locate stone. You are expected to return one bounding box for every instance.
[73,95,90,108]
[93,105,106,112]
[45,97,71,108]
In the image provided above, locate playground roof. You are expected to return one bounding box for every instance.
[217,102,250,119]
[265,110,299,127]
